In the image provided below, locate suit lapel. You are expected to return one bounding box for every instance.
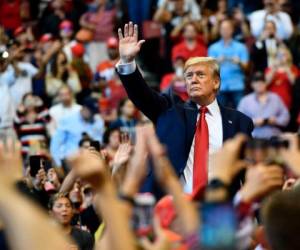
[182,100,198,152]
[219,104,234,142]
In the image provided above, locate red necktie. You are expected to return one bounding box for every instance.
[192,106,209,198]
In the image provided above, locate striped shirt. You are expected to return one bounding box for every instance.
[14,109,50,158]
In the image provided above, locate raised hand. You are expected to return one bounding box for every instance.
[239,164,284,203]
[140,216,171,250]
[112,141,132,174]
[0,139,23,190]
[118,22,145,63]
[67,150,109,190]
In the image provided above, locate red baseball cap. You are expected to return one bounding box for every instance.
[59,20,73,30]
[40,33,53,43]
[106,37,118,49]
[71,42,85,57]
[14,26,25,37]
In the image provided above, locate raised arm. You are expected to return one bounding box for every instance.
[117,22,172,123]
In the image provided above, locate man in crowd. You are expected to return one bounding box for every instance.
[248,0,293,40]
[238,72,289,138]
[116,22,253,196]
[50,98,104,167]
[171,21,207,62]
[49,85,82,136]
[251,20,282,72]
[208,18,249,108]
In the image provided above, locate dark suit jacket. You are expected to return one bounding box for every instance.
[251,40,268,73]
[251,39,280,73]
[118,68,254,194]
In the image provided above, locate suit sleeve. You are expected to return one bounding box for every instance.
[243,115,254,138]
[118,68,172,123]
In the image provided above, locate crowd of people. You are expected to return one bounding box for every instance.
[1,0,300,250]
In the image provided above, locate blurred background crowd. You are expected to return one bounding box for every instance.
[1,0,300,250]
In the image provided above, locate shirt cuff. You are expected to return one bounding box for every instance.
[116,60,136,75]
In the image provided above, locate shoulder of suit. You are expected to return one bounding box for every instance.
[221,106,252,121]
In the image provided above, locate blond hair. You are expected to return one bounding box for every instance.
[183,57,220,80]
[277,45,293,66]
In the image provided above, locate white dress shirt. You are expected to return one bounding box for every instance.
[248,10,293,40]
[182,99,223,194]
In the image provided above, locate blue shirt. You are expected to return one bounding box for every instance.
[238,92,290,138]
[50,111,105,166]
[208,39,249,91]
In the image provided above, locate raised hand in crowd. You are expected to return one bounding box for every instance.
[140,216,171,250]
[0,139,23,191]
[111,133,132,185]
[118,22,145,63]
[68,148,137,250]
[240,164,284,203]
[145,124,199,237]
[0,139,72,250]
[120,125,149,198]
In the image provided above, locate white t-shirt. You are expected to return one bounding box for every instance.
[10,62,38,106]
[0,65,16,128]
[49,103,82,136]
[157,0,201,26]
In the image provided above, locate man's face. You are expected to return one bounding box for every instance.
[220,20,234,40]
[51,197,73,226]
[264,21,276,38]
[184,64,220,104]
[121,100,135,118]
[109,130,120,149]
[183,24,197,40]
[59,88,72,106]
[264,0,277,12]
[252,81,267,94]
[81,107,93,121]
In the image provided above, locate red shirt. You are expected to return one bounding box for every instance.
[81,8,116,42]
[171,40,207,62]
[265,65,299,109]
[160,73,189,101]
[0,0,21,30]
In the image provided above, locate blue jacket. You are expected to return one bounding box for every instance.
[119,69,254,194]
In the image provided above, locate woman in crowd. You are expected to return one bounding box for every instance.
[265,45,299,109]
[46,50,81,104]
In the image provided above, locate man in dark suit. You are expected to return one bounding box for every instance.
[116,22,254,196]
[251,20,282,73]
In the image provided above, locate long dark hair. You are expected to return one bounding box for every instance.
[50,51,69,82]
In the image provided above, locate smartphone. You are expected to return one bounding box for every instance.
[43,159,52,172]
[90,140,101,151]
[29,155,43,177]
[200,202,237,250]
[131,193,156,238]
